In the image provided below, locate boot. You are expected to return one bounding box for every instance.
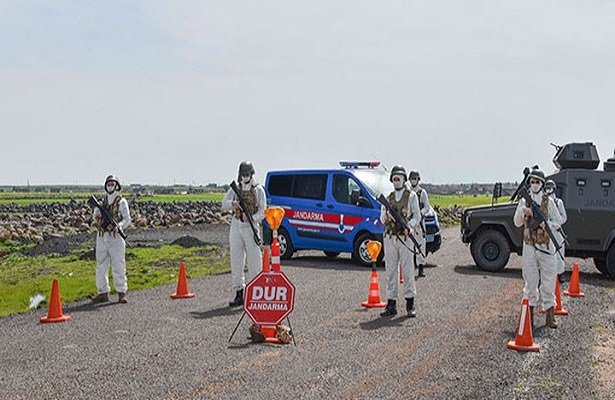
[546,307,558,329]
[557,273,565,284]
[118,292,127,304]
[406,297,416,318]
[417,264,425,278]
[380,299,397,317]
[91,292,109,304]
[229,289,244,307]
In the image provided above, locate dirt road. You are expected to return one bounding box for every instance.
[1,226,614,399]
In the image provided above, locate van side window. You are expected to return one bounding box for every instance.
[268,175,294,197]
[333,174,360,204]
[294,174,327,200]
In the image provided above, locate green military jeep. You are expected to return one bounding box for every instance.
[460,142,615,277]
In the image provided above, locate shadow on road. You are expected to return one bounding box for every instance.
[189,305,243,320]
[453,264,522,279]
[359,315,409,331]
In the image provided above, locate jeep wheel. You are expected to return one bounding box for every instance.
[353,233,379,267]
[594,257,609,277]
[470,229,511,272]
[277,228,294,260]
[606,244,615,279]
[324,251,340,259]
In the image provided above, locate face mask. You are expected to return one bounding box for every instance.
[242,176,251,184]
[410,179,418,188]
[105,183,116,194]
[393,180,404,190]
[545,188,554,196]
[530,183,541,194]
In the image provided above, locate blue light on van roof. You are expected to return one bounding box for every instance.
[339,161,381,169]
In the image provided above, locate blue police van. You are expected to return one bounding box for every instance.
[264,161,441,266]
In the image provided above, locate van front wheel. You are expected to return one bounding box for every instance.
[353,233,377,267]
[277,228,294,260]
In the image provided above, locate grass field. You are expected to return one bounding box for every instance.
[0,192,502,207]
[0,241,230,317]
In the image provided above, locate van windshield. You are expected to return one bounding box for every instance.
[351,169,393,198]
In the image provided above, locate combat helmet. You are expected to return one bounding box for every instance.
[104,174,122,191]
[526,168,545,184]
[389,165,407,182]
[408,170,420,181]
[238,161,255,181]
[544,179,556,191]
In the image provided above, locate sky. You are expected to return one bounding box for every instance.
[1,1,615,186]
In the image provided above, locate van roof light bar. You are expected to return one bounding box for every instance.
[339,161,381,169]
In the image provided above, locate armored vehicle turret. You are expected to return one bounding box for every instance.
[460,142,615,277]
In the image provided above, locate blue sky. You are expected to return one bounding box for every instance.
[2,1,615,186]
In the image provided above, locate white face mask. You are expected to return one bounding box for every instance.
[105,182,116,194]
[545,188,554,196]
[530,183,541,194]
[242,176,252,184]
[410,179,419,188]
[393,179,404,190]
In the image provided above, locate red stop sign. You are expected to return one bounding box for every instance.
[244,271,296,325]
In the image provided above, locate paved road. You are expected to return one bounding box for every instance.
[1,227,614,399]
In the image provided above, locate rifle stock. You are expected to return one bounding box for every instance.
[377,194,425,258]
[229,181,263,247]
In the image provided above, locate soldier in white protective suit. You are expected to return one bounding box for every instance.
[222,161,266,307]
[545,179,568,284]
[408,170,430,278]
[91,175,132,304]
[380,165,421,318]
[513,169,562,329]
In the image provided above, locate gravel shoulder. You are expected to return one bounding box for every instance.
[1,226,615,399]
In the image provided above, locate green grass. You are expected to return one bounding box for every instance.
[0,192,225,205]
[0,243,230,317]
[430,194,510,208]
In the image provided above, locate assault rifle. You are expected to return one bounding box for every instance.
[510,167,531,202]
[517,186,564,260]
[87,196,129,244]
[377,194,425,258]
[230,181,263,247]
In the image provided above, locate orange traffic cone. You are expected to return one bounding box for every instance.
[262,247,271,272]
[361,270,387,308]
[564,263,585,298]
[507,298,540,352]
[554,279,569,316]
[40,278,71,323]
[170,262,195,299]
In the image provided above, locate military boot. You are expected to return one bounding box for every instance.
[380,299,397,317]
[91,292,109,304]
[118,292,127,304]
[557,273,566,284]
[406,297,416,318]
[546,307,558,329]
[417,264,425,278]
[529,306,534,326]
[229,289,244,307]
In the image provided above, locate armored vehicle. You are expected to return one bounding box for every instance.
[461,142,615,277]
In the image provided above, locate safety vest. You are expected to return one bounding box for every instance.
[385,189,410,236]
[524,194,550,246]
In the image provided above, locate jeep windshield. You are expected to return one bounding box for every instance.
[351,169,392,198]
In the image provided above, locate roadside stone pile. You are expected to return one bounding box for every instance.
[433,205,464,226]
[0,200,232,243]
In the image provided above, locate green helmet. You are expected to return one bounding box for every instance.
[409,170,420,180]
[545,180,556,190]
[389,165,407,182]
[104,174,122,191]
[238,161,255,180]
[526,168,545,184]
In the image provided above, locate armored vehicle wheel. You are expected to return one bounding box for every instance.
[606,244,615,279]
[594,257,609,277]
[324,251,340,258]
[277,227,294,260]
[353,232,380,267]
[470,229,511,272]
